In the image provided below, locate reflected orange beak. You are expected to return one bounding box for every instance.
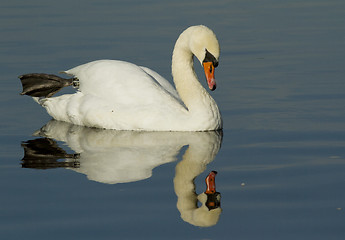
[205,171,217,194]
[203,62,216,91]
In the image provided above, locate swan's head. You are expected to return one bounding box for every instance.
[188,25,220,91]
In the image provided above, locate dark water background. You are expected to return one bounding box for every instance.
[0,0,344,239]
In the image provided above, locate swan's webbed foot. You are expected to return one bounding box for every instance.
[18,73,74,98]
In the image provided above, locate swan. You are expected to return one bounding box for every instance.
[19,25,222,131]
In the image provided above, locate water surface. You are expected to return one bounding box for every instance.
[0,0,344,239]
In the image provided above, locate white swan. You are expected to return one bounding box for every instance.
[19,25,222,131]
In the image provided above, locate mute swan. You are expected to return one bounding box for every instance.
[19,25,222,131]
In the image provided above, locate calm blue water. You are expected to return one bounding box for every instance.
[1,0,345,239]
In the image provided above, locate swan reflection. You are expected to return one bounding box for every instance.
[21,120,222,227]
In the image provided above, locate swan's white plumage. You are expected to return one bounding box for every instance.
[36,25,222,131]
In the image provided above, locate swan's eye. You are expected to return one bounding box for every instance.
[203,49,218,68]
[213,60,219,68]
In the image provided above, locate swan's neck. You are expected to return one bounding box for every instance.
[172,48,203,109]
[171,34,221,129]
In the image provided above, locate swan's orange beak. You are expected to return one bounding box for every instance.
[205,170,217,194]
[203,62,216,91]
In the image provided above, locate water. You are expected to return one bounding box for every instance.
[1,0,344,239]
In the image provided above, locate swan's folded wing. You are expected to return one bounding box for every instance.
[139,66,178,98]
[63,60,185,110]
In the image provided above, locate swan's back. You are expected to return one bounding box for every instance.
[65,60,180,107]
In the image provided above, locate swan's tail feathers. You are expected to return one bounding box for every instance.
[18,73,75,98]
